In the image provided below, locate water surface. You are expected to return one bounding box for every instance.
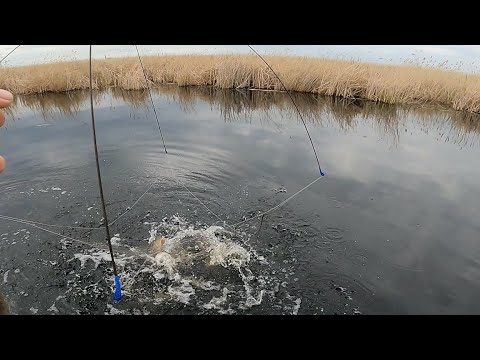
[1,86,479,314]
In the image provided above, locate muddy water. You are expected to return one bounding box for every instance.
[1,86,479,314]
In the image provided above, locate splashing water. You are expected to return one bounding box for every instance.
[53,215,302,314]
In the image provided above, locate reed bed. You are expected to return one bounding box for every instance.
[1,54,479,113]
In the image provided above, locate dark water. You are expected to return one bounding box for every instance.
[1,86,480,315]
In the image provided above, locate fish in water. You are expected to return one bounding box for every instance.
[149,236,168,255]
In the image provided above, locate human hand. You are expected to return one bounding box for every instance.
[0,89,13,173]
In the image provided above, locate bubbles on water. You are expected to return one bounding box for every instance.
[110,234,121,246]
[74,250,134,270]
[47,303,59,313]
[133,217,275,313]
[202,287,232,313]
[3,270,10,284]
[105,304,127,315]
[168,280,195,305]
[52,215,301,314]
[291,297,302,315]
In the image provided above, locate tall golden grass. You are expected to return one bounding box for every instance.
[1,54,480,113]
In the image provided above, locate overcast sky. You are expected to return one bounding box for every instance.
[1,45,479,73]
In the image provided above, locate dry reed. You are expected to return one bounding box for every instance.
[1,54,480,113]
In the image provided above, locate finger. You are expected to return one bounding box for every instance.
[0,156,5,173]
[0,89,13,108]
[0,111,4,127]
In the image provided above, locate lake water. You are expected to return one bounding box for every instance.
[1,86,479,315]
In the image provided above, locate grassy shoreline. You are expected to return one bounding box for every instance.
[1,54,479,113]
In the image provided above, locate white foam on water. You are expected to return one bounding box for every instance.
[154,252,178,280]
[61,215,300,314]
[218,308,236,315]
[153,271,165,281]
[202,287,231,310]
[168,279,195,304]
[60,238,71,250]
[192,279,220,291]
[74,249,134,269]
[209,236,251,268]
[139,217,269,312]
[147,227,158,244]
[48,303,58,313]
[110,234,121,246]
[158,225,250,270]
[105,304,127,315]
[246,290,265,307]
[292,298,302,315]
[352,307,362,315]
[140,266,154,274]
[75,252,112,269]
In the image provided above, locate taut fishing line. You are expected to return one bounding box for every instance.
[247,45,325,177]
[221,45,327,235]
[0,213,101,230]
[134,45,168,154]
